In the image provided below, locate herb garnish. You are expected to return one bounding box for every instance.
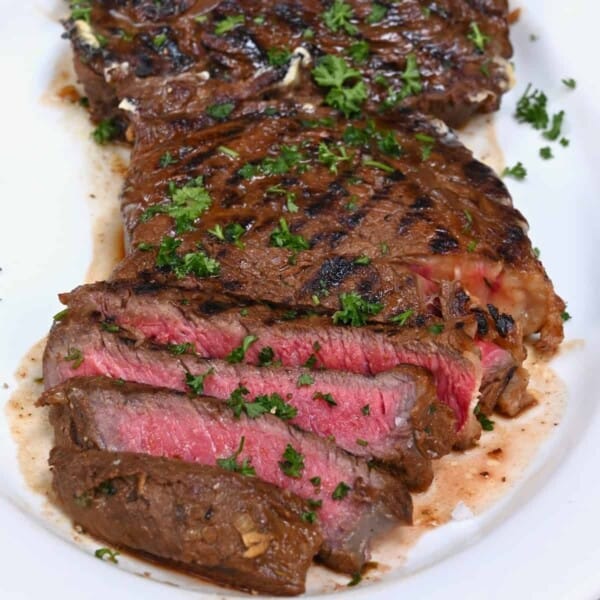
[474,405,494,431]
[239,145,307,179]
[279,444,305,478]
[390,308,414,326]
[543,110,565,141]
[310,476,322,487]
[95,548,119,563]
[313,391,337,406]
[64,348,84,369]
[302,511,317,523]
[540,146,554,160]
[168,342,194,355]
[312,55,367,117]
[101,321,120,333]
[562,78,576,89]
[226,335,258,364]
[561,310,572,322]
[159,151,177,168]
[348,572,362,586]
[270,218,310,253]
[53,308,69,322]
[467,22,490,52]
[206,102,235,120]
[361,405,370,416]
[348,40,370,63]
[152,33,167,49]
[318,142,351,173]
[70,1,92,22]
[502,162,527,180]
[415,132,435,160]
[214,15,244,35]
[332,292,383,326]
[515,84,549,130]
[185,368,214,396]
[366,3,387,24]
[428,323,444,335]
[363,158,394,173]
[267,184,299,213]
[92,118,119,145]
[217,437,256,477]
[208,223,246,248]
[267,47,292,67]
[322,0,358,35]
[332,481,351,500]
[141,176,212,234]
[297,373,315,387]
[258,346,276,366]
[156,236,220,278]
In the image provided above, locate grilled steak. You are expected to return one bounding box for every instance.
[65,0,512,129]
[44,312,458,490]
[42,376,412,573]
[50,448,322,595]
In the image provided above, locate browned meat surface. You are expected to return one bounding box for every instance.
[42,377,413,573]
[65,0,512,128]
[50,447,322,595]
[113,105,564,353]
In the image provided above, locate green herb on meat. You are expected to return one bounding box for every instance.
[226,335,258,364]
[217,436,256,477]
[332,292,383,326]
[279,444,305,478]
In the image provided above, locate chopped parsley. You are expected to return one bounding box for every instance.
[332,481,351,500]
[217,437,256,477]
[561,310,572,322]
[258,346,275,366]
[562,78,576,89]
[64,348,84,369]
[348,40,370,63]
[302,511,317,523]
[415,132,435,161]
[152,33,167,49]
[312,55,367,117]
[141,176,212,234]
[70,1,92,23]
[92,118,119,145]
[101,321,120,333]
[94,548,119,563]
[226,335,258,364]
[322,0,358,35]
[208,223,245,248]
[267,184,299,213]
[543,110,565,141]
[428,323,445,335]
[313,391,337,406]
[354,255,371,265]
[363,158,394,173]
[515,84,549,130]
[390,308,414,326]
[53,308,69,322]
[310,476,322,487]
[380,54,422,109]
[214,14,244,35]
[318,142,351,173]
[366,3,387,24]
[239,145,307,179]
[267,47,292,67]
[540,146,554,160]
[159,151,178,168]
[378,131,402,157]
[206,102,235,120]
[466,240,478,253]
[279,445,305,478]
[474,405,494,431]
[168,342,194,355]
[297,373,315,387]
[332,292,383,326]
[185,368,214,396]
[250,393,298,420]
[218,145,239,159]
[356,438,369,447]
[270,218,310,252]
[361,404,371,416]
[156,236,220,279]
[467,22,490,52]
[502,162,527,180]
[348,572,362,587]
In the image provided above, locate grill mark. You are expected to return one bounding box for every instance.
[429,228,459,254]
[303,256,356,294]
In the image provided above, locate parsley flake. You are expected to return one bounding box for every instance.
[64,347,84,369]
[467,22,490,52]
[214,15,244,35]
[318,142,351,173]
[502,162,527,180]
[390,308,414,326]
[333,292,383,326]
[313,391,337,406]
[297,373,315,387]
[366,3,387,24]
[95,548,119,563]
[185,368,214,396]
[206,102,235,120]
[92,118,119,145]
[474,405,494,431]
[332,481,351,500]
[226,335,258,364]
[279,444,305,478]
[217,437,256,477]
[322,0,358,35]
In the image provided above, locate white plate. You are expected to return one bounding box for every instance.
[1,1,599,599]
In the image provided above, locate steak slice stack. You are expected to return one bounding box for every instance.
[42,377,412,574]
[50,448,322,596]
[65,0,513,130]
[40,1,567,594]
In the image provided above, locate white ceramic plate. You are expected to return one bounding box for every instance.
[1,1,599,598]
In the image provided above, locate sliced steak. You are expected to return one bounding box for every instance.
[113,105,564,354]
[43,314,456,490]
[51,283,486,433]
[65,0,512,129]
[42,376,412,574]
[50,448,322,596]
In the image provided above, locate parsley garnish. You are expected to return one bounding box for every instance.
[540,146,554,160]
[214,15,244,35]
[415,132,435,160]
[159,151,177,168]
[348,40,370,63]
[318,142,351,173]
[64,348,84,369]
[297,373,315,387]
[141,176,212,234]
[185,368,214,396]
[168,342,194,355]
[322,0,358,35]
[70,1,92,23]
[313,392,337,406]
[152,33,167,49]
[543,110,565,141]
[474,405,494,431]
[228,389,298,420]
[206,102,235,120]
[380,54,422,109]
[226,335,258,364]
[208,223,245,248]
[101,321,120,333]
[267,48,292,67]
[302,511,317,523]
[279,444,305,478]
[466,240,478,253]
[92,118,119,145]
[361,404,370,416]
[310,476,321,487]
[218,145,239,159]
[363,158,394,173]
[390,308,414,326]
[354,255,371,265]
[240,145,307,179]
[502,162,527,180]
[312,55,367,117]
[333,292,383,326]
[348,572,362,586]
[467,22,490,52]
[378,131,402,157]
[562,78,576,89]
[258,346,275,366]
[217,437,256,477]
[95,548,119,563]
[366,3,387,24]
[561,310,572,322]
[156,237,220,279]
[428,323,444,335]
[267,184,299,213]
[332,481,351,500]
[515,84,549,130]
[270,218,310,252]
[53,308,69,322]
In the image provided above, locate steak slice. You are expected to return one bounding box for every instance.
[43,313,456,490]
[53,282,487,433]
[65,0,512,129]
[49,447,322,596]
[113,105,564,354]
[42,377,412,574]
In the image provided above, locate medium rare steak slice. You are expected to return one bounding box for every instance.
[65,0,512,129]
[114,105,564,354]
[50,448,322,596]
[42,377,413,574]
[52,283,487,433]
[43,315,456,490]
